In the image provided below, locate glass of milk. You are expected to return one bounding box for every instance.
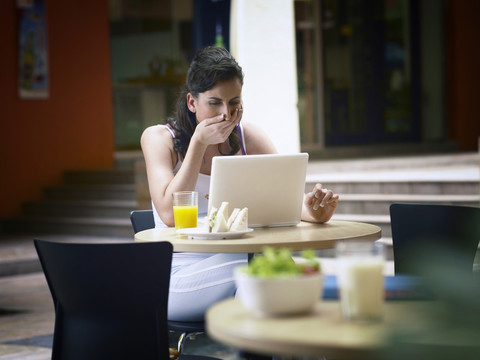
[336,240,385,321]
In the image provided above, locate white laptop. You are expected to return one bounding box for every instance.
[208,153,309,228]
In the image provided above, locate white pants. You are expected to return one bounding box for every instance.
[168,253,248,321]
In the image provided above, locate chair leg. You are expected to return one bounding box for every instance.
[176,331,204,353]
[177,332,187,353]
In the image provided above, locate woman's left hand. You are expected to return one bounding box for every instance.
[303,183,339,223]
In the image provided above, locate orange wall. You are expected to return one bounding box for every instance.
[0,0,114,218]
[446,0,480,150]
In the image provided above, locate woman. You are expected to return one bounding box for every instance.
[141,46,339,321]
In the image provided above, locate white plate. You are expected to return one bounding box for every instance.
[176,227,254,240]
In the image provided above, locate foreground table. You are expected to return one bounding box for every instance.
[206,298,434,359]
[134,220,381,253]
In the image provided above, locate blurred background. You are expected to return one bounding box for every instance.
[1,0,479,223]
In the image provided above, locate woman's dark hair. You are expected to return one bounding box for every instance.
[167,46,244,159]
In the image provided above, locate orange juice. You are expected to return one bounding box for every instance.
[173,205,198,229]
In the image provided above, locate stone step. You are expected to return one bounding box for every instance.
[306,152,478,172]
[22,200,137,218]
[114,150,144,169]
[333,194,480,215]
[306,154,479,196]
[63,169,135,185]
[44,184,136,201]
[6,217,134,238]
[0,235,132,277]
[305,180,479,195]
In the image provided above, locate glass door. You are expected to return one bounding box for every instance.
[322,0,420,146]
[296,0,426,150]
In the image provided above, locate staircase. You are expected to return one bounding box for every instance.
[5,153,479,242]
[9,169,138,238]
[305,152,480,242]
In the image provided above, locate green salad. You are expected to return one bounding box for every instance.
[241,247,321,278]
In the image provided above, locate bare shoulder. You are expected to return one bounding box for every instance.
[241,121,277,154]
[141,125,173,148]
[141,125,176,165]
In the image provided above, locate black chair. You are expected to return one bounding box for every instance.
[130,210,206,352]
[389,203,480,276]
[34,239,218,360]
[130,209,155,233]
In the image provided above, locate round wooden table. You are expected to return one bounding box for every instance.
[206,298,435,359]
[134,220,381,253]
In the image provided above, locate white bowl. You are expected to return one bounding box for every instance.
[234,268,323,316]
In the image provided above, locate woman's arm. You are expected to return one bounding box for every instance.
[141,125,205,227]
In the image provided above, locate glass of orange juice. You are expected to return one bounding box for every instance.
[173,191,198,230]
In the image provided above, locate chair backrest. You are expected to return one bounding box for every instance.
[130,209,155,233]
[130,210,207,340]
[34,239,172,360]
[390,203,480,276]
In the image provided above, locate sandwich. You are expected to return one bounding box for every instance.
[204,206,218,232]
[227,208,240,229]
[205,202,249,233]
[229,207,248,232]
[211,202,229,233]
